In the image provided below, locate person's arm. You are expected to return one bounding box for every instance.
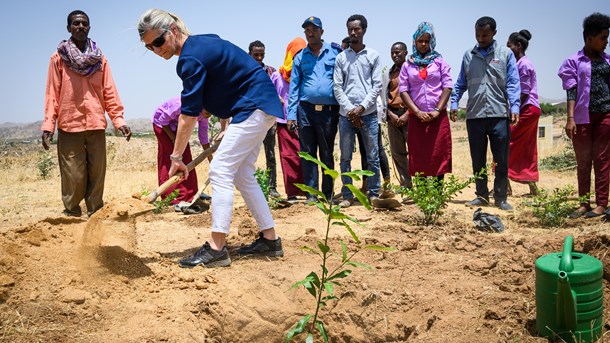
[505,52,521,125]
[42,55,61,150]
[287,54,302,124]
[100,57,131,141]
[332,53,354,113]
[450,55,468,113]
[519,63,531,107]
[359,54,383,112]
[162,125,176,142]
[435,58,453,121]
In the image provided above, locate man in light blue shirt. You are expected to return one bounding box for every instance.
[333,14,385,208]
[450,16,521,211]
[287,16,341,204]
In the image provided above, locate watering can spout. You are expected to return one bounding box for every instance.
[556,235,577,333]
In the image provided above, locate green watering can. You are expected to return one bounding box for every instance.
[535,236,604,342]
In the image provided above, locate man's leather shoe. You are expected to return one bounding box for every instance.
[495,200,513,211]
[467,197,489,207]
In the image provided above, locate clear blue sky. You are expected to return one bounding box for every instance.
[1,0,608,124]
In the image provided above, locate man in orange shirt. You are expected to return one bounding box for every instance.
[42,10,131,217]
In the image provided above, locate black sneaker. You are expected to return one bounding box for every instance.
[494,200,513,211]
[237,232,284,257]
[269,189,281,198]
[178,242,231,268]
[467,197,490,207]
[304,195,317,205]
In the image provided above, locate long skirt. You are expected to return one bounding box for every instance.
[508,105,541,182]
[277,123,306,197]
[153,124,198,204]
[407,110,452,176]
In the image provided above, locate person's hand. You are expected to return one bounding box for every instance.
[213,130,225,146]
[387,112,400,127]
[565,117,577,139]
[41,131,53,150]
[119,125,132,141]
[168,159,188,183]
[510,113,519,126]
[201,110,212,118]
[450,109,457,122]
[430,109,441,120]
[416,110,430,122]
[287,120,298,132]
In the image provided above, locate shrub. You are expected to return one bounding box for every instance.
[522,186,585,227]
[396,170,483,224]
[540,146,576,171]
[37,151,55,179]
[286,152,392,343]
[152,189,179,214]
[255,167,280,208]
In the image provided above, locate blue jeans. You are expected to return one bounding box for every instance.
[466,118,510,201]
[339,113,380,199]
[297,104,339,199]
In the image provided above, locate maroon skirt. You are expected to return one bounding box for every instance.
[508,105,541,182]
[407,110,452,177]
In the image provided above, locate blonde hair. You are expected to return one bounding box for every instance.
[137,8,190,39]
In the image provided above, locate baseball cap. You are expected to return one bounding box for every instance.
[302,16,322,29]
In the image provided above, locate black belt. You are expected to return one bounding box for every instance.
[301,101,339,112]
[388,105,407,115]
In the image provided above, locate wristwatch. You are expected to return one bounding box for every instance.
[169,154,183,162]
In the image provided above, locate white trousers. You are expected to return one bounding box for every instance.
[210,109,276,234]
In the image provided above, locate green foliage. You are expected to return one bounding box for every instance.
[153,189,179,214]
[286,152,393,343]
[456,109,467,120]
[207,116,221,138]
[522,186,586,227]
[37,151,55,179]
[254,167,280,208]
[396,170,484,224]
[539,102,566,116]
[540,145,576,171]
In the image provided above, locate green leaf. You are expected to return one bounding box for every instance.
[304,281,317,298]
[285,314,312,342]
[315,202,330,214]
[295,184,325,200]
[298,152,330,171]
[290,275,315,289]
[346,261,372,269]
[322,295,339,302]
[329,211,349,220]
[317,241,330,254]
[317,321,329,343]
[340,240,348,262]
[308,271,321,288]
[365,245,396,251]
[342,170,374,180]
[328,269,352,281]
[324,169,339,180]
[323,282,335,296]
[300,246,320,256]
[343,222,361,244]
[306,333,314,343]
[346,184,371,210]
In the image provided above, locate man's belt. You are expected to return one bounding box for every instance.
[388,105,407,115]
[301,101,339,112]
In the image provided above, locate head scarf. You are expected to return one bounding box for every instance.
[57,38,103,76]
[279,37,307,82]
[409,22,441,66]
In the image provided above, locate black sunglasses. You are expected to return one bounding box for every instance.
[145,31,168,51]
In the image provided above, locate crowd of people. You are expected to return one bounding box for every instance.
[42,9,610,267]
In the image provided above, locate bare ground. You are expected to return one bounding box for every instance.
[2,121,610,343]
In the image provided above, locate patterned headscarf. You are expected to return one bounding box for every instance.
[410,22,442,66]
[279,37,307,83]
[57,38,103,76]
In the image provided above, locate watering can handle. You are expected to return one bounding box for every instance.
[559,236,574,273]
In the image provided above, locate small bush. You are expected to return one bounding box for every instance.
[37,151,55,179]
[396,170,483,224]
[255,167,279,208]
[540,146,576,171]
[153,189,179,214]
[522,186,584,227]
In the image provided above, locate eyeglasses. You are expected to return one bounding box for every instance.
[145,31,168,51]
